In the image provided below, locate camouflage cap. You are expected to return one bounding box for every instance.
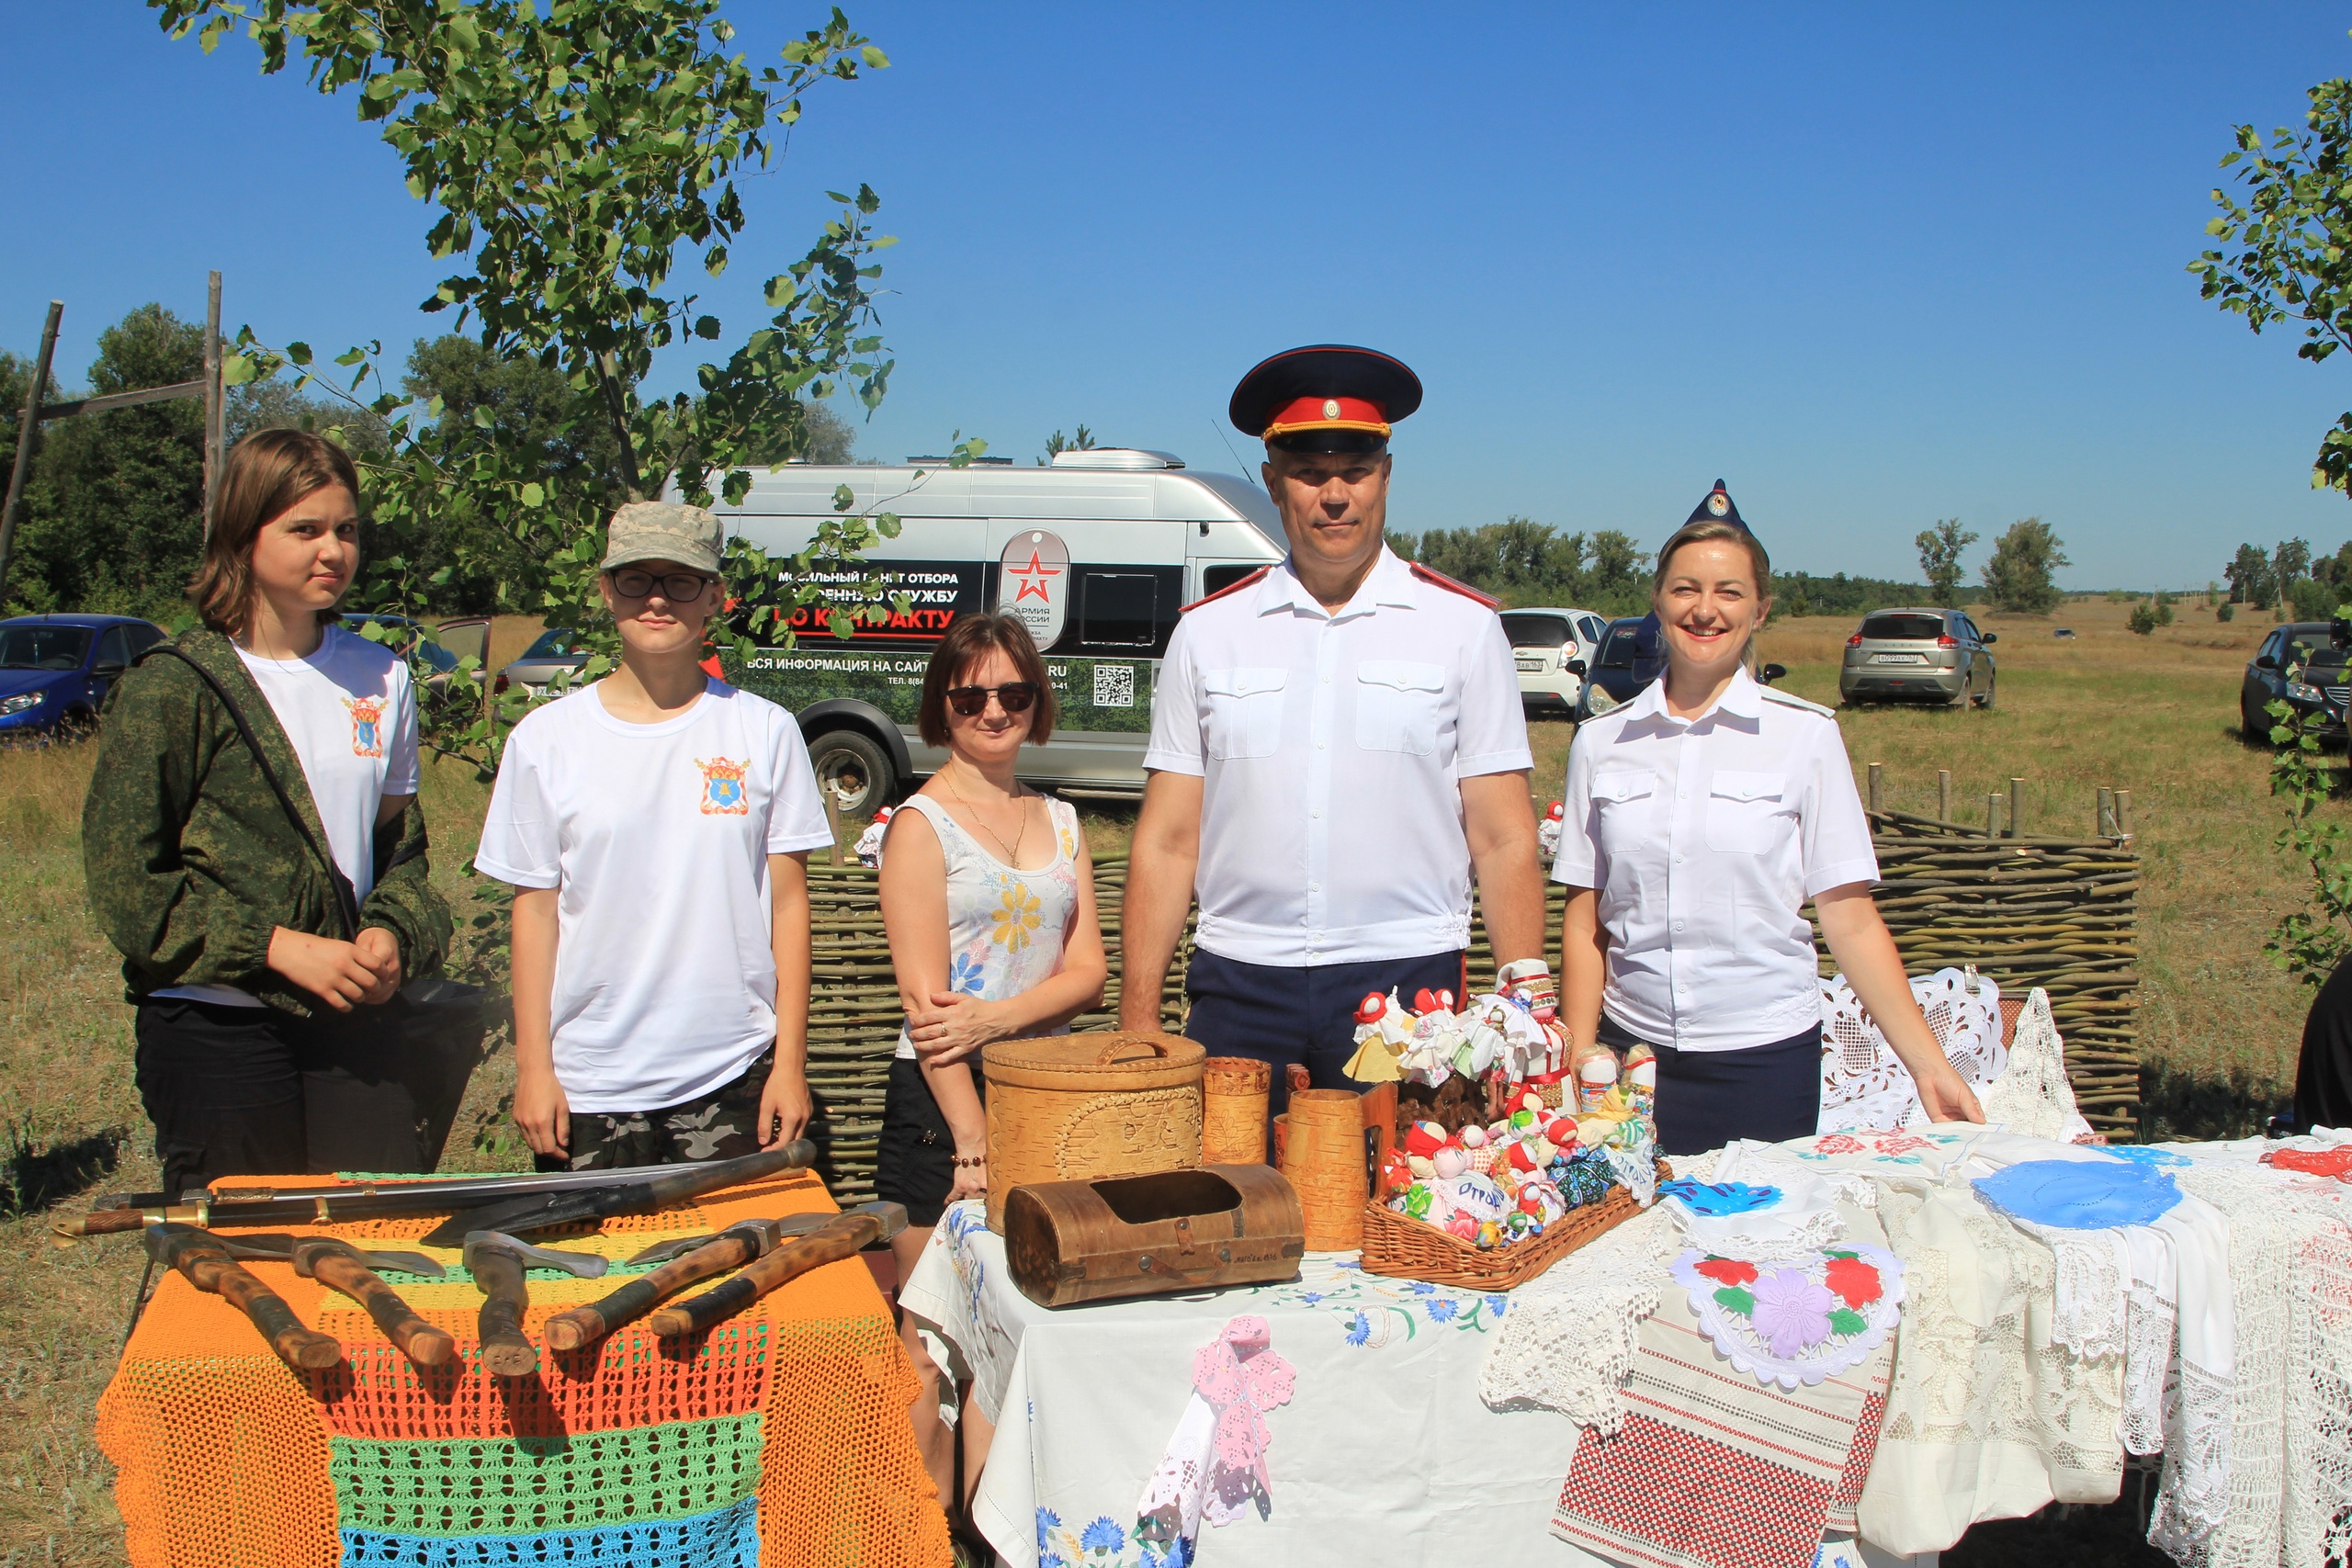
[601,501,725,575]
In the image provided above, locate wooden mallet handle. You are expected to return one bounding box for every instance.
[647,1211,884,1337]
[306,1250,456,1368]
[153,1233,342,1370]
[543,1232,759,1352]
[467,1247,538,1377]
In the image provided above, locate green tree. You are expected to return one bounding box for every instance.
[1980,516,2070,614]
[2128,602,2159,635]
[2277,536,2313,593]
[156,0,916,770]
[2194,65,2352,491]
[1913,517,1978,608]
[1039,424,1096,464]
[6,304,208,620]
[2227,541,2277,606]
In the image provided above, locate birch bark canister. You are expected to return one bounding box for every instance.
[1201,1057,1272,1164]
[1281,1089,1369,1251]
[980,1032,1205,1232]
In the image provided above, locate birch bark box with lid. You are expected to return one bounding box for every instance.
[981,1031,1206,1232]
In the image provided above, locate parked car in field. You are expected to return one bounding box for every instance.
[340,613,467,690]
[495,628,590,694]
[1576,616,1650,719]
[1838,607,1997,709]
[1499,605,1611,717]
[2241,621,2352,743]
[0,614,164,740]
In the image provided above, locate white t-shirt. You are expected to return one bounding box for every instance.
[474,679,834,1112]
[1551,666,1879,1053]
[1142,547,1532,965]
[155,624,419,1007]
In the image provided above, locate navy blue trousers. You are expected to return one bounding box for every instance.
[1594,1013,1824,1156]
[1184,948,1466,1117]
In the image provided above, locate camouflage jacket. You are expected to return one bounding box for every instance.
[82,628,451,1017]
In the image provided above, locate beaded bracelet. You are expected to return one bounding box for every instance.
[951,1154,987,1168]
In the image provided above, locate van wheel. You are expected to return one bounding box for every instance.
[808,728,896,819]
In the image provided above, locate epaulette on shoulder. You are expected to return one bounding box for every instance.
[1408,561,1499,609]
[1181,566,1270,613]
[1760,685,1836,719]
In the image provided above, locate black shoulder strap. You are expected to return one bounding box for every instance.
[138,643,363,937]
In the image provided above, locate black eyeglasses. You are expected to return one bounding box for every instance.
[608,569,715,601]
[945,682,1040,717]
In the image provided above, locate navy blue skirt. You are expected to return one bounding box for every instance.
[1594,1014,1823,1156]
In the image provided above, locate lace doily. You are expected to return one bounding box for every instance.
[1818,965,2006,1133]
[1668,1245,1905,1391]
[1661,1169,1847,1264]
[2041,1229,2130,1362]
[1978,987,2095,1143]
[1477,1152,1716,1431]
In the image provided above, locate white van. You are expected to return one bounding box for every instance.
[708,449,1288,817]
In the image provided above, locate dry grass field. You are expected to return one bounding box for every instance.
[0,598,2316,1562]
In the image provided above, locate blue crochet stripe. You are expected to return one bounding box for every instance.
[339,1495,759,1568]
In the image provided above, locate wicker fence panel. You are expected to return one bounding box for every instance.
[807,822,2141,1197]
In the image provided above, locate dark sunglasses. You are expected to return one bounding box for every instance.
[608,569,716,601]
[945,682,1040,717]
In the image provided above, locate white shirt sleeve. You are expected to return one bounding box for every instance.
[473,718,560,889]
[1800,717,1880,897]
[1551,725,1601,888]
[1142,617,1206,776]
[1453,615,1536,778]
[765,710,837,855]
[382,660,421,796]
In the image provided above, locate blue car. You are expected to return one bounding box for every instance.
[0,614,167,739]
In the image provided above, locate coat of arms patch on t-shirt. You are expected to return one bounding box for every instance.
[696,755,749,815]
[344,695,386,758]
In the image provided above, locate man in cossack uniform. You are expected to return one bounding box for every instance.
[1119,344,1549,1110]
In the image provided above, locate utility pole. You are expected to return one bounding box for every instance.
[203,270,223,537]
[0,300,65,608]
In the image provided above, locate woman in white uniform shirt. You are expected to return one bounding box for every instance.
[1554,519,1982,1155]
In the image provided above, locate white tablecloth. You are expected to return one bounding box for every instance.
[900,1201,1929,1568]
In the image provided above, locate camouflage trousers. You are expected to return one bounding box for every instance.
[539,1048,775,1172]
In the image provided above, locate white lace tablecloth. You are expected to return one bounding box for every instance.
[902,1201,1932,1568]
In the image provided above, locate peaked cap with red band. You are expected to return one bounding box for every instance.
[1228,344,1424,443]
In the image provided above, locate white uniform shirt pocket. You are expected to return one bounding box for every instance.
[1353,660,1447,754]
[1591,767,1657,859]
[1201,667,1289,761]
[1704,769,1792,854]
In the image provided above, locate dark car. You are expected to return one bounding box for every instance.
[2242,621,2352,742]
[1838,606,1997,708]
[1575,617,1653,720]
[0,614,165,739]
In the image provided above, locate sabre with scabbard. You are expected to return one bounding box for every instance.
[648,1201,906,1337]
[543,1201,904,1351]
[55,1144,820,1242]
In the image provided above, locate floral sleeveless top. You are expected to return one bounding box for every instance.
[891,792,1082,1059]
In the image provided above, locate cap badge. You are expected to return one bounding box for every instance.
[1321,399,1341,420]
[1707,493,1729,516]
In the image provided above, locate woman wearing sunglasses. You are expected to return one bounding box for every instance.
[475,502,835,1169]
[877,611,1107,1517]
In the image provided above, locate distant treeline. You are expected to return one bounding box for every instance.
[1386,517,1965,619]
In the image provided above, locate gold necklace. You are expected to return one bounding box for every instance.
[945,762,1028,865]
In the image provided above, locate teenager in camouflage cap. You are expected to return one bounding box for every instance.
[477,498,839,1169]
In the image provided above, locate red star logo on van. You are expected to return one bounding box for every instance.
[1008,549,1060,604]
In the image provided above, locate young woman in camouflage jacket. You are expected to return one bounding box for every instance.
[83,430,450,1196]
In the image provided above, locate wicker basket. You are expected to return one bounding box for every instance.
[1356,1158,1673,1291]
[982,1031,1205,1232]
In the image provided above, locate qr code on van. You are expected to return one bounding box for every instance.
[1092,664,1136,708]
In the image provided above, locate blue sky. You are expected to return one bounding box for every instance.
[7,4,2352,589]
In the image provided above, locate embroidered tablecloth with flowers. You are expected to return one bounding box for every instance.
[900,1200,1592,1566]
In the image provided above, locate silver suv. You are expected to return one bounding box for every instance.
[1838,607,1997,708]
